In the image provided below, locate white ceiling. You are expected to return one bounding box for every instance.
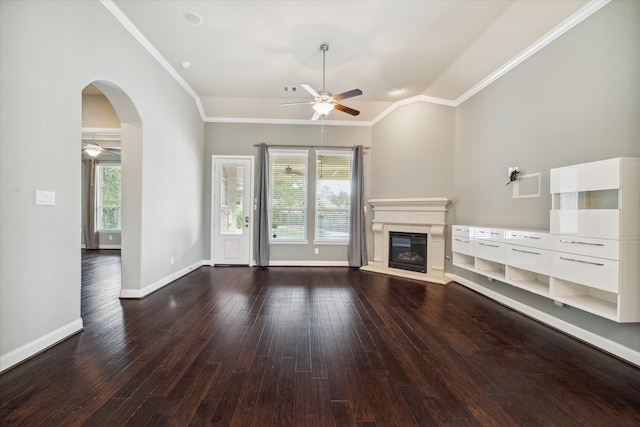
[109,0,593,122]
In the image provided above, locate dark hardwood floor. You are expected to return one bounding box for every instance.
[2,250,640,426]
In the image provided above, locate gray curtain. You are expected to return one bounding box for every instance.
[348,145,368,267]
[83,159,98,249]
[255,143,270,266]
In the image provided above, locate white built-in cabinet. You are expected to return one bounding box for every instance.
[452,157,640,323]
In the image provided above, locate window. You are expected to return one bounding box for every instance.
[269,150,308,241]
[220,165,244,235]
[315,151,353,242]
[96,163,121,231]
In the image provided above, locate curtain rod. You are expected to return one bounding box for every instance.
[254,144,370,150]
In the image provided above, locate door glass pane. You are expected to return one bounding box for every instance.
[220,165,244,235]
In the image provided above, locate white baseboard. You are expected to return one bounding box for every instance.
[268,260,350,267]
[119,260,205,299]
[448,273,640,367]
[0,318,84,373]
[98,244,121,250]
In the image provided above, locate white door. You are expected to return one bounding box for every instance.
[212,156,254,265]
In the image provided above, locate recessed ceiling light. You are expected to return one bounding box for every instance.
[183,12,203,25]
[180,60,191,69]
[389,87,402,94]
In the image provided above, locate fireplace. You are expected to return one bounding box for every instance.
[389,232,427,273]
[360,198,451,284]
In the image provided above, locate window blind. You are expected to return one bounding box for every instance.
[315,150,353,241]
[269,150,308,241]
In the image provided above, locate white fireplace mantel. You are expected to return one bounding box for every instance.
[361,197,452,284]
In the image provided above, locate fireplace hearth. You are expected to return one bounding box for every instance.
[389,232,427,273]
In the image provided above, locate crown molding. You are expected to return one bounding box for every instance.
[453,0,612,107]
[204,116,373,127]
[100,0,207,120]
[369,95,455,126]
[102,0,611,127]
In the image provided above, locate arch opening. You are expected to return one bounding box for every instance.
[82,80,143,298]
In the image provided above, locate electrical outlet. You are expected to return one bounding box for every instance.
[314,248,319,255]
[171,257,175,265]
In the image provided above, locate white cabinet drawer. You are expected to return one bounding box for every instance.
[507,245,550,275]
[551,235,619,260]
[550,252,619,293]
[505,230,549,250]
[474,240,505,263]
[452,225,472,239]
[474,227,504,242]
[550,210,619,239]
[452,236,474,256]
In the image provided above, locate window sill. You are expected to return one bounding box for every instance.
[269,240,309,245]
[313,240,348,245]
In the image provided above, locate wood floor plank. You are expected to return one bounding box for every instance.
[2,251,640,426]
[229,356,267,426]
[271,356,296,426]
[312,378,334,427]
[293,371,314,426]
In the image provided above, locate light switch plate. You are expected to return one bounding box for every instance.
[35,190,55,206]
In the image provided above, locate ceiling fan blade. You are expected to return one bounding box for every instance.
[280,101,314,107]
[300,83,320,98]
[334,103,360,116]
[311,110,321,121]
[332,89,362,101]
[102,151,120,157]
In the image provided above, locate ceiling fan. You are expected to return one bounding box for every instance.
[280,44,362,120]
[284,165,304,176]
[82,133,121,157]
[82,143,121,158]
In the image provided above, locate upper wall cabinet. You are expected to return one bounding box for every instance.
[549,158,640,322]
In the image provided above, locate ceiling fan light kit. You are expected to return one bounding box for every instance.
[84,143,102,157]
[312,101,334,116]
[281,44,362,120]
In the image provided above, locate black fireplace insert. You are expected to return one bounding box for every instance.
[388,232,427,273]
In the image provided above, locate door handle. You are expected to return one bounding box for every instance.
[245,216,249,227]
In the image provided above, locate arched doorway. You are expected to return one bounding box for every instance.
[82,80,142,298]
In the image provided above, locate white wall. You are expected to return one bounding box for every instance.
[371,101,456,200]
[204,122,371,263]
[0,1,204,371]
[454,0,640,229]
[452,0,640,357]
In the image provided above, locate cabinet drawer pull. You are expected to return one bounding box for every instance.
[511,248,540,255]
[512,234,542,240]
[454,228,469,232]
[454,238,470,243]
[559,239,604,247]
[479,242,500,248]
[559,256,604,267]
[478,231,500,235]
